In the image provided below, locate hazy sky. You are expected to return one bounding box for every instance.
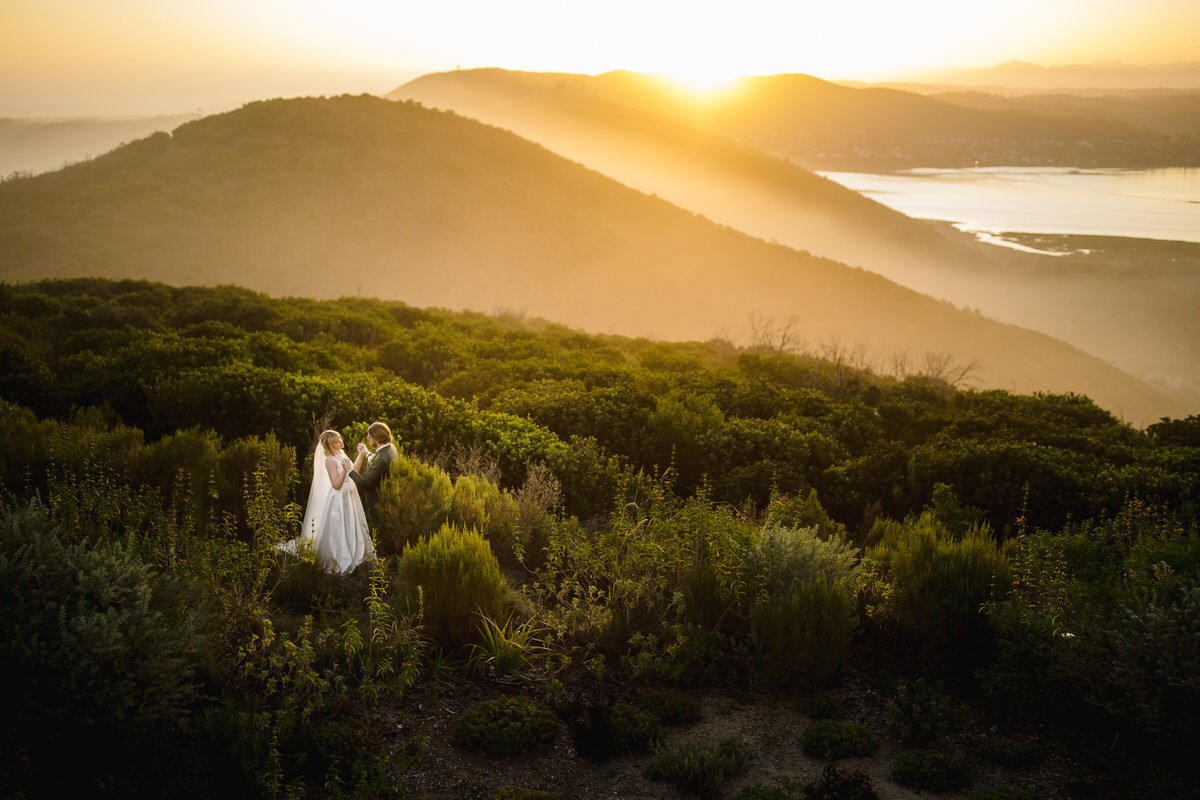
[3,0,1199,116]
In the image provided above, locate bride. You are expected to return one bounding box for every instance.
[281,429,375,574]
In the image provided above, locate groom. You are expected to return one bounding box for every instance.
[350,421,397,527]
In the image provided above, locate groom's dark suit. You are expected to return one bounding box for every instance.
[349,443,395,527]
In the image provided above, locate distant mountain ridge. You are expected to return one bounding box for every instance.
[390,68,978,288]
[389,68,1200,412]
[913,60,1200,91]
[0,113,198,177]
[0,94,1185,423]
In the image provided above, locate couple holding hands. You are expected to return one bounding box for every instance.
[281,421,396,574]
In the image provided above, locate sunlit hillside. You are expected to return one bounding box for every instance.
[572,70,1196,170]
[390,69,1200,411]
[391,68,979,286]
[0,94,1186,424]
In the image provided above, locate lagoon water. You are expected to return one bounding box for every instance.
[819,167,1200,252]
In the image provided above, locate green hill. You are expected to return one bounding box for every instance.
[0,94,1186,424]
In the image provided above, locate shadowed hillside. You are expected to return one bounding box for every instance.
[0,94,1186,423]
[390,70,1200,410]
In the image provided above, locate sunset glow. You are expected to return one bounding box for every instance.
[1,0,1198,115]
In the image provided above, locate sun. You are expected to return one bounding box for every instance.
[660,66,743,97]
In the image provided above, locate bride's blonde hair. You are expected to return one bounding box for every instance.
[318,429,342,456]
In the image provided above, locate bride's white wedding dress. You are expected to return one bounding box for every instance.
[280,449,375,575]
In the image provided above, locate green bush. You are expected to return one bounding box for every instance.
[865,511,1009,667]
[559,696,663,762]
[270,558,368,612]
[0,503,209,792]
[539,477,753,665]
[891,749,972,792]
[977,737,1044,768]
[886,678,959,747]
[801,720,879,760]
[450,472,521,564]
[639,688,702,726]
[984,505,1200,745]
[374,452,453,553]
[609,702,663,754]
[644,737,752,799]
[294,714,398,794]
[513,462,562,569]
[373,450,524,563]
[766,488,849,542]
[400,523,512,649]
[451,695,558,755]
[803,763,879,800]
[744,522,859,688]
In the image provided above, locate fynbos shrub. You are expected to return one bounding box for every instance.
[745,523,859,687]
[865,512,1009,667]
[639,688,702,726]
[644,737,752,798]
[886,678,959,747]
[374,453,453,553]
[609,702,663,754]
[400,523,511,649]
[0,504,208,790]
[452,695,558,755]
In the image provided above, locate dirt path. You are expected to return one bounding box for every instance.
[385,675,1074,799]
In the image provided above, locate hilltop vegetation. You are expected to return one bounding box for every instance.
[0,94,1187,424]
[2,279,1198,797]
[2,279,1195,528]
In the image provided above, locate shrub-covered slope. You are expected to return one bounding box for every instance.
[1,279,1196,798]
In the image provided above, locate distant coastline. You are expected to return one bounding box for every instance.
[819,166,1200,252]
